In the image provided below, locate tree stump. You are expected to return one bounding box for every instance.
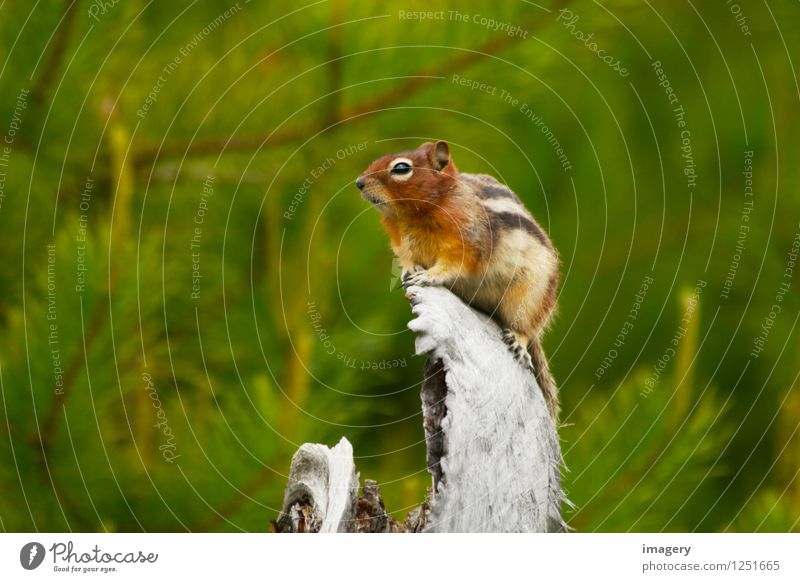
[275,285,566,532]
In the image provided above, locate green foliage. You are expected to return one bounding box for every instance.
[565,289,734,531]
[0,0,798,531]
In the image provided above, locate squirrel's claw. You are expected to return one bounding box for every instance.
[402,266,436,288]
[502,329,534,373]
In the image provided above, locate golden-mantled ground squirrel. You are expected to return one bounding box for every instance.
[356,141,561,420]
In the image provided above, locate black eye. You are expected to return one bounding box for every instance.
[391,162,412,175]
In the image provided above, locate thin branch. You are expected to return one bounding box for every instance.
[31,0,80,110]
[132,5,568,168]
[31,297,107,455]
[32,104,130,461]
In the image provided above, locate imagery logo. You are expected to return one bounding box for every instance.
[20,542,46,570]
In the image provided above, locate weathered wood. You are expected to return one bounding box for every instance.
[408,285,565,532]
[274,438,358,533]
[275,285,566,533]
[354,480,406,533]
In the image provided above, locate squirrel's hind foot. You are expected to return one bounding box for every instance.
[502,329,534,373]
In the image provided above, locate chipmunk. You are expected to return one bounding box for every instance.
[356,141,561,420]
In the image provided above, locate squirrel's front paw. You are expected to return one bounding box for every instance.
[402,266,438,288]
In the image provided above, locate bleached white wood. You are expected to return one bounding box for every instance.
[277,437,358,533]
[407,285,565,532]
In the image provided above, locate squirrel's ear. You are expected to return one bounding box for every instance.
[432,140,450,170]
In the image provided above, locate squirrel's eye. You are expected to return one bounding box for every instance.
[390,162,412,175]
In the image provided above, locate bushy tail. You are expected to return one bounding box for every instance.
[530,338,559,422]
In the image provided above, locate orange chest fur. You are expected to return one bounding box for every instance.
[382,211,483,274]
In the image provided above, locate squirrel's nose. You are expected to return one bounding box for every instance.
[355,177,365,190]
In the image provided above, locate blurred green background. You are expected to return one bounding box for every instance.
[0,0,798,532]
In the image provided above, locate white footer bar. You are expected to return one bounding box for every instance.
[1,533,797,581]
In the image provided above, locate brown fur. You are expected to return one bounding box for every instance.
[357,141,561,420]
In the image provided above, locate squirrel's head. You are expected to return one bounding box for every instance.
[356,141,459,213]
